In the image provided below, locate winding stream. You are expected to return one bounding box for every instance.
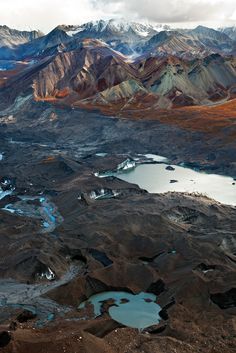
[2,195,63,232]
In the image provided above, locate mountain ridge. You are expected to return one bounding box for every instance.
[0,20,236,112]
[0,20,236,60]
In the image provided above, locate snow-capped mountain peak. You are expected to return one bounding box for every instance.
[59,19,171,38]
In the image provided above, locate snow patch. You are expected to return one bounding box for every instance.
[89,189,119,200]
[0,188,13,201]
[39,267,55,281]
[63,19,171,38]
[117,158,136,171]
[66,28,84,36]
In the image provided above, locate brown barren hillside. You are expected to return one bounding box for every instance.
[75,96,236,134]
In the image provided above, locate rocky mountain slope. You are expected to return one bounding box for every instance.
[0,25,43,60]
[0,25,43,48]
[1,38,235,111]
[0,20,236,60]
[0,19,236,353]
[219,26,236,40]
[0,20,236,113]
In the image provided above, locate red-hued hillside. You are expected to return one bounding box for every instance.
[1,39,236,113]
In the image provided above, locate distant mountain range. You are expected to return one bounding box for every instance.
[0,19,236,111]
[1,19,236,59]
[219,26,236,40]
[0,25,43,48]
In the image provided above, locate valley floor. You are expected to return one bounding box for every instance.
[0,101,235,352]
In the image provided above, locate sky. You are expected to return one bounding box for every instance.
[0,0,235,33]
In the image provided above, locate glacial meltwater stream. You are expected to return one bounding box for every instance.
[2,195,63,232]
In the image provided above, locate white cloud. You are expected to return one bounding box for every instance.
[0,0,235,33]
[0,0,105,33]
[94,0,236,26]
[230,9,236,21]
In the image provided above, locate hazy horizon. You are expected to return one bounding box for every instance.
[0,0,235,33]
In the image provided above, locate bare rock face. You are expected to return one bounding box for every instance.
[29,48,236,108]
[0,25,43,48]
[1,33,236,111]
[33,41,136,102]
